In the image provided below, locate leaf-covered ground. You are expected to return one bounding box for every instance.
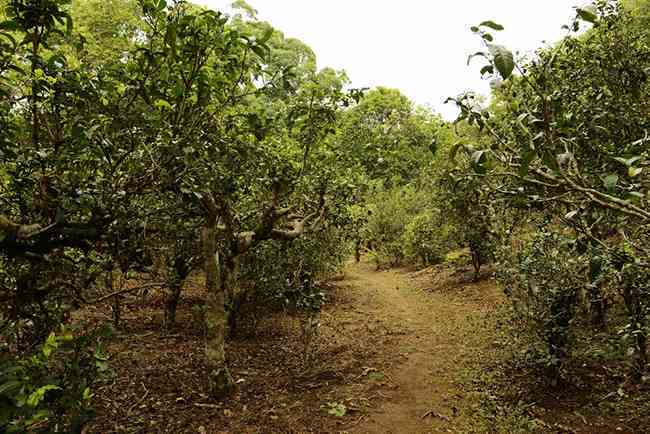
[83,260,649,433]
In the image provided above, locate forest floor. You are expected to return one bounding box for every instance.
[85,259,648,433]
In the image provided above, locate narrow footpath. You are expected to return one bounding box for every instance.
[340,261,498,433]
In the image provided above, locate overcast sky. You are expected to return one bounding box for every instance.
[198,1,584,119]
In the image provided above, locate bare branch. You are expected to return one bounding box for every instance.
[89,282,165,304]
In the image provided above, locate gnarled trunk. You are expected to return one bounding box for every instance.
[588,255,607,329]
[202,224,234,398]
[163,252,192,333]
[163,273,183,333]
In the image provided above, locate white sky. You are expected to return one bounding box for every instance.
[198,1,584,119]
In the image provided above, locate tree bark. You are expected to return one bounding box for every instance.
[163,272,183,332]
[622,283,648,382]
[470,247,482,281]
[588,255,607,329]
[202,224,234,398]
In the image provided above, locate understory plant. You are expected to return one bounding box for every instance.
[497,229,586,383]
[0,326,112,433]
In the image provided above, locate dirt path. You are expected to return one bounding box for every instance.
[340,261,497,433]
[85,258,645,433]
[88,259,500,433]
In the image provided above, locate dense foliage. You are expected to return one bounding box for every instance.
[0,0,378,429]
[448,0,650,385]
[1,0,648,430]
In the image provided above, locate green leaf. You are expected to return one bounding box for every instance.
[480,65,494,76]
[471,150,488,173]
[0,20,19,31]
[428,140,436,156]
[259,27,273,44]
[82,387,93,401]
[467,51,488,66]
[489,44,514,79]
[325,402,347,417]
[0,380,22,396]
[154,99,172,110]
[449,142,464,162]
[576,6,598,24]
[604,174,619,191]
[614,156,642,167]
[0,31,17,49]
[479,20,505,31]
[42,333,59,358]
[250,44,267,59]
[628,191,644,200]
[628,167,643,178]
[26,385,60,408]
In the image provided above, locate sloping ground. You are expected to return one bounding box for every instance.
[342,262,502,433]
[85,261,500,433]
[84,260,648,433]
[85,276,390,433]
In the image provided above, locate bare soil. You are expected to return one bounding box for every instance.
[84,260,649,433]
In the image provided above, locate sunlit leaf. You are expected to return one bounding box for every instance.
[576,6,598,24]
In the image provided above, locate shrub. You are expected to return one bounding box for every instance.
[363,185,429,267]
[402,211,455,266]
[0,325,112,432]
[233,226,350,327]
[497,230,586,382]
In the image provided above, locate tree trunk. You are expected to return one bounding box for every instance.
[588,255,607,329]
[202,224,234,398]
[471,248,481,281]
[105,267,120,328]
[588,284,607,329]
[163,272,183,333]
[622,283,648,382]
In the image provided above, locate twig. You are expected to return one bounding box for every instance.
[89,283,165,304]
[194,403,221,409]
[127,383,149,416]
[421,410,450,421]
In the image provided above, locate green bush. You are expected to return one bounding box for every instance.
[497,230,586,382]
[402,211,455,266]
[363,185,429,267]
[0,325,112,433]
[236,226,350,315]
